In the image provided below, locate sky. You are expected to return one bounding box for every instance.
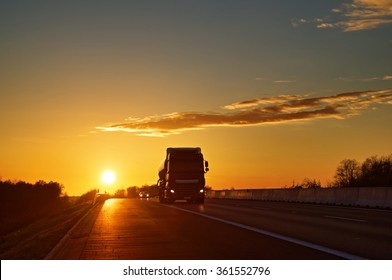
[1,0,391,195]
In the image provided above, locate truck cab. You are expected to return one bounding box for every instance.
[158,147,209,204]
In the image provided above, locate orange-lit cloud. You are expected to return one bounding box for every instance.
[98,89,392,137]
[294,0,392,31]
[326,0,392,31]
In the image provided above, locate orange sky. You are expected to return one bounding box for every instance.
[1,1,392,195]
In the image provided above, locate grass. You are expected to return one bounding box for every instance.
[0,203,92,259]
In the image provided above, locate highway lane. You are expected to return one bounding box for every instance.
[75,198,358,260]
[172,199,392,259]
[80,198,337,259]
[50,198,392,259]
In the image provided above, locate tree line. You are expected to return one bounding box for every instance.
[0,180,65,234]
[334,154,392,188]
[290,153,392,189]
[113,184,159,198]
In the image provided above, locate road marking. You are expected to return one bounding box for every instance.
[164,204,365,260]
[324,215,367,223]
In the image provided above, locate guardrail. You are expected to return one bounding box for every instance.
[206,187,392,208]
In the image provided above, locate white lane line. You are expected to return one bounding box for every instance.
[164,204,365,260]
[324,215,367,223]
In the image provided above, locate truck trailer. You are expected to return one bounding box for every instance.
[158,147,209,204]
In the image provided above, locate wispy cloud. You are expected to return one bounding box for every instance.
[223,95,301,110]
[273,80,295,83]
[294,0,392,32]
[338,75,392,82]
[291,18,309,27]
[98,89,392,137]
[254,77,296,83]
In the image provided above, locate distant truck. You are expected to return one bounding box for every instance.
[158,147,209,204]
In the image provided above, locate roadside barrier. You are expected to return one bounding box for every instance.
[356,187,388,207]
[206,187,391,208]
[297,188,316,203]
[383,188,392,208]
[314,188,335,204]
[334,188,359,206]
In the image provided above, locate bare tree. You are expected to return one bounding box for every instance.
[334,159,361,187]
[302,178,322,189]
[361,155,392,187]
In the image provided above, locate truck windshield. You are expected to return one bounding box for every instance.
[169,158,204,173]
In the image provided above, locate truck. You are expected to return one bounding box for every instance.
[158,147,209,204]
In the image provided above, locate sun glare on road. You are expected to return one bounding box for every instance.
[101,170,116,185]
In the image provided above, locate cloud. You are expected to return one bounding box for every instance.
[295,0,392,31]
[331,0,392,31]
[254,77,296,83]
[273,80,295,83]
[223,95,301,110]
[98,89,392,137]
[291,18,308,27]
[338,75,392,82]
[317,23,338,29]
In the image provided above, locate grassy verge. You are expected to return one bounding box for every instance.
[0,203,92,259]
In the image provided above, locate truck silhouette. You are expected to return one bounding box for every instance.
[158,147,209,204]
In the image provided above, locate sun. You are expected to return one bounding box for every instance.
[101,170,116,185]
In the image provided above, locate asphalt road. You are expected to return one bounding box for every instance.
[50,198,392,260]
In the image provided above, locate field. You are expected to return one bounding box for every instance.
[0,202,91,259]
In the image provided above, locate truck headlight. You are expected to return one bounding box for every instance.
[170,189,175,194]
[199,189,204,193]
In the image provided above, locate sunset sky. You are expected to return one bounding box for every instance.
[1,0,391,195]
